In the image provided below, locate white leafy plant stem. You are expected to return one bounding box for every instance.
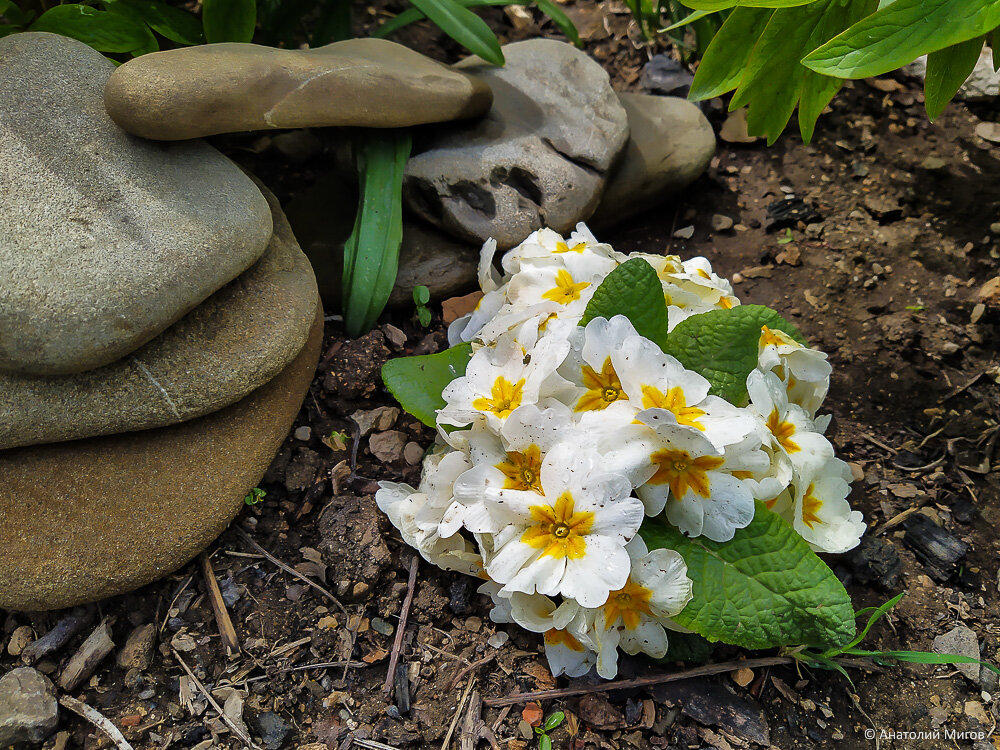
[376,224,863,679]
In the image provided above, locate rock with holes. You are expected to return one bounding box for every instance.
[0,32,273,375]
[590,93,715,228]
[403,39,629,249]
[0,307,323,612]
[0,186,319,450]
[104,38,492,140]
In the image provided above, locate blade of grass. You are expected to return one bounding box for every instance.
[342,130,412,338]
[407,0,504,65]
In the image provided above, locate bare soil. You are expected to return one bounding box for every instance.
[4,7,1000,750]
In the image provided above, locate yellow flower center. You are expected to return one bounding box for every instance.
[641,385,706,430]
[760,325,795,349]
[603,578,654,630]
[542,269,589,305]
[719,297,734,310]
[648,449,724,500]
[521,492,594,559]
[801,483,823,529]
[697,268,711,280]
[554,241,587,254]
[497,445,543,492]
[544,628,585,652]
[472,376,524,419]
[576,357,623,412]
[766,409,800,453]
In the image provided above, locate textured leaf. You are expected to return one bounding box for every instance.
[689,7,772,100]
[663,305,806,406]
[382,344,474,427]
[924,36,985,120]
[581,258,669,350]
[116,0,204,44]
[343,130,412,338]
[202,0,256,43]
[30,5,151,52]
[803,0,1000,79]
[407,0,504,65]
[641,503,856,650]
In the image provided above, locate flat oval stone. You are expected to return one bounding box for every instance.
[0,186,319,450]
[0,306,323,612]
[104,38,493,140]
[590,93,716,228]
[403,38,629,249]
[0,32,273,375]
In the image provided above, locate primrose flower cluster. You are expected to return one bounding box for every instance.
[376,225,864,679]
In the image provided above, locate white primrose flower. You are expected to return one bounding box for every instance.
[483,443,645,608]
[505,246,617,316]
[556,315,641,415]
[609,409,767,541]
[746,369,834,478]
[448,288,506,346]
[758,326,832,417]
[447,403,577,534]
[438,333,569,431]
[586,537,693,679]
[788,458,865,554]
[501,225,616,275]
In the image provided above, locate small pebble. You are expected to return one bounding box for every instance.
[7,625,34,656]
[488,632,509,648]
[371,618,394,636]
[711,214,734,232]
[673,225,695,240]
[294,426,312,441]
[383,324,407,350]
[403,442,424,466]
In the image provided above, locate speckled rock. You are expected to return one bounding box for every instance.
[0,187,319,450]
[0,307,323,612]
[104,38,492,140]
[591,93,715,227]
[0,669,58,747]
[403,39,629,249]
[0,32,272,376]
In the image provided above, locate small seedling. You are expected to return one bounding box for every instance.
[323,429,350,451]
[244,487,266,506]
[905,304,925,312]
[777,228,794,245]
[413,285,432,327]
[534,711,565,750]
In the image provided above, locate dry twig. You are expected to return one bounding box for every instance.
[200,552,240,656]
[383,555,419,695]
[441,676,476,750]
[446,653,497,692]
[59,695,135,750]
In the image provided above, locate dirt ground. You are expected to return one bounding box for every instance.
[4,5,1000,750]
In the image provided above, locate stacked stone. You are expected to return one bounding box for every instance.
[0,32,492,611]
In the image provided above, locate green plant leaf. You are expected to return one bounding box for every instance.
[641,502,856,650]
[689,7,773,100]
[373,0,578,44]
[661,8,712,32]
[924,36,985,121]
[679,0,814,8]
[413,285,431,306]
[342,130,412,338]
[663,305,807,406]
[580,258,669,350]
[30,4,152,52]
[991,28,1000,71]
[112,0,204,45]
[539,736,552,750]
[1,0,33,25]
[382,344,474,427]
[730,0,877,145]
[803,0,1000,79]
[845,649,1000,676]
[543,712,565,732]
[407,0,504,65]
[202,0,256,42]
[0,24,19,37]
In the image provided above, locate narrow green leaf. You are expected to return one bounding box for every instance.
[924,36,985,121]
[382,344,474,427]
[679,0,814,8]
[803,0,1000,79]
[663,305,807,406]
[202,0,256,43]
[374,0,578,44]
[661,8,712,32]
[580,258,669,350]
[30,5,152,52]
[846,649,1000,677]
[991,28,1000,71]
[342,130,412,338]
[689,7,773,100]
[114,0,204,45]
[543,712,565,731]
[532,0,580,45]
[798,70,842,144]
[407,0,504,65]
[641,502,856,650]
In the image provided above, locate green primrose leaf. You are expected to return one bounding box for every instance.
[30,4,152,52]
[543,712,565,731]
[581,258,669,350]
[382,344,474,427]
[663,305,807,406]
[202,0,256,43]
[407,0,505,65]
[924,36,985,121]
[803,0,1000,79]
[641,502,857,650]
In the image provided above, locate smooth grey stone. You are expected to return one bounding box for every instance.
[0,32,272,375]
